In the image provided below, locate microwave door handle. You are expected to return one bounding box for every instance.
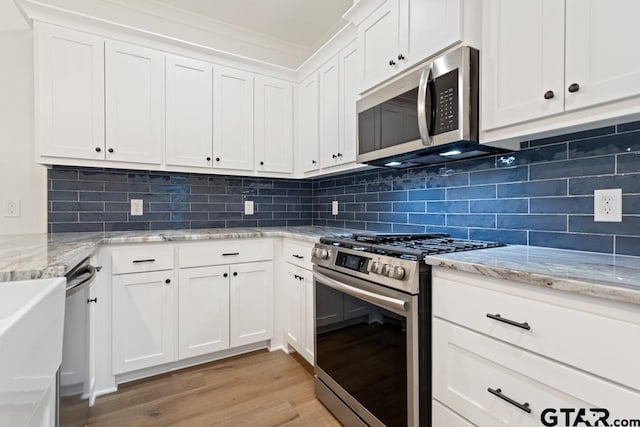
[313,271,409,313]
[417,64,433,146]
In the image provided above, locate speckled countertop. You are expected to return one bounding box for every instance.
[0,226,351,282]
[425,245,640,305]
[1,228,639,305]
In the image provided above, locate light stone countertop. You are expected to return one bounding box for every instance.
[1,228,639,305]
[0,226,351,282]
[425,245,640,306]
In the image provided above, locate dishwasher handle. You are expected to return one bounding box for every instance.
[65,264,97,295]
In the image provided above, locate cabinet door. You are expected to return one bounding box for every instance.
[302,272,315,365]
[339,41,359,165]
[285,266,303,351]
[403,0,462,66]
[482,0,565,130]
[359,0,400,90]
[165,55,213,168]
[36,24,104,160]
[229,261,274,347]
[319,56,341,168]
[178,266,230,360]
[254,76,293,173]
[299,73,320,173]
[105,40,163,165]
[214,66,254,171]
[565,0,640,111]
[112,271,176,374]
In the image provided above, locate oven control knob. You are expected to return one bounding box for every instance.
[313,248,329,260]
[388,266,406,280]
[368,261,379,273]
[378,264,390,275]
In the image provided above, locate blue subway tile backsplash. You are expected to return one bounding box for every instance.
[48,122,640,257]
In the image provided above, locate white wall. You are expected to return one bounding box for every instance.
[0,1,48,235]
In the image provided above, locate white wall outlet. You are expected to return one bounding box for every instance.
[244,200,254,215]
[4,200,20,217]
[332,200,339,216]
[130,199,144,216]
[594,189,622,222]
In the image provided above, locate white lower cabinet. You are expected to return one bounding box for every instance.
[112,270,176,374]
[178,265,230,359]
[230,261,274,347]
[284,264,314,365]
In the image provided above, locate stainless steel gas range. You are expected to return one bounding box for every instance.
[310,233,503,427]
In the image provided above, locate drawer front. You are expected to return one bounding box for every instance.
[111,245,174,274]
[433,270,640,391]
[283,240,314,270]
[433,319,639,427]
[432,400,475,427]
[178,239,273,268]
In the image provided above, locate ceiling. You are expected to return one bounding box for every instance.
[153,0,353,52]
[0,0,29,31]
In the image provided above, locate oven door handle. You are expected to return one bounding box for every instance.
[313,271,409,313]
[417,63,433,147]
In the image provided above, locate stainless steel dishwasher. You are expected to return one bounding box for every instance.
[57,257,100,427]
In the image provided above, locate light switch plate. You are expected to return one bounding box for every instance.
[4,200,20,217]
[332,201,339,216]
[130,199,144,216]
[244,200,254,215]
[594,189,622,222]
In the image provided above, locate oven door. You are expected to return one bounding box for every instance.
[313,266,419,427]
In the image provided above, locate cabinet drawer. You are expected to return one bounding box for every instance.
[432,400,474,427]
[433,319,639,427]
[178,239,273,268]
[432,270,640,391]
[283,240,314,270]
[111,245,174,274]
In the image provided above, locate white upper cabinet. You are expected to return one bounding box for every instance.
[298,72,320,173]
[165,55,213,168]
[36,23,105,160]
[564,0,640,111]
[105,41,164,165]
[339,40,359,165]
[319,56,341,168]
[359,0,400,92]
[254,76,293,174]
[482,0,565,130]
[354,0,477,92]
[214,66,255,171]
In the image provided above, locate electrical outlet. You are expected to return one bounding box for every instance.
[244,200,254,215]
[594,189,622,222]
[4,200,20,217]
[130,199,144,216]
[332,200,339,216]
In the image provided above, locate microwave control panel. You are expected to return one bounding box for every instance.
[432,69,459,135]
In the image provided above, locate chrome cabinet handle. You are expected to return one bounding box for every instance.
[292,254,304,259]
[222,252,239,256]
[132,259,156,264]
[486,313,531,330]
[488,388,531,414]
[313,270,409,313]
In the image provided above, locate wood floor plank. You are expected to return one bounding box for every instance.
[88,350,340,426]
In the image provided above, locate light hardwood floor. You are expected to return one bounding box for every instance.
[88,350,340,426]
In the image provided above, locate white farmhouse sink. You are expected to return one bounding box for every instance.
[0,278,66,426]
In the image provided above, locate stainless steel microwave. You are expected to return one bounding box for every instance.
[356,46,502,167]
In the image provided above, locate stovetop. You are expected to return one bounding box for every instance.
[319,232,504,262]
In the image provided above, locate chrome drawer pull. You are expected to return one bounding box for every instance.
[292,254,304,259]
[222,252,240,256]
[486,313,531,330]
[132,259,156,264]
[488,387,531,414]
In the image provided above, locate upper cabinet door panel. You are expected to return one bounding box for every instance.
[299,72,320,173]
[165,55,213,168]
[36,24,105,160]
[565,0,640,111]
[214,66,254,171]
[254,76,293,173]
[404,0,462,65]
[319,56,341,168]
[482,0,565,131]
[359,0,400,91]
[106,41,163,165]
[339,41,359,165]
